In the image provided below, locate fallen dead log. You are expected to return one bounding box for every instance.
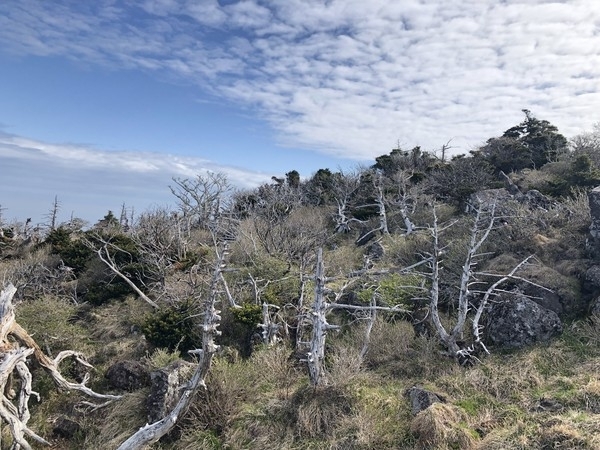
[0,283,121,449]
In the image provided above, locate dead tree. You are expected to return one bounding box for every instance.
[304,248,410,386]
[331,169,362,234]
[44,195,60,231]
[427,201,548,364]
[88,236,159,309]
[170,171,233,234]
[305,248,337,386]
[259,302,281,346]
[0,284,121,449]
[386,170,421,236]
[355,170,390,245]
[130,207,188,285]
[117,242,229,449]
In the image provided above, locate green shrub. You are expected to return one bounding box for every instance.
[45,227,93,275]
[231,303,262,327]
[141,301,201,353]
[83,281,133,306]
[220,303,263,357]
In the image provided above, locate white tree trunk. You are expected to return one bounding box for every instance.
[117,243,229,449]
[0,284,121,448]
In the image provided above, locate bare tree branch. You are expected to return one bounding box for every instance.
[0,284,121,448]
[117,242,229,449]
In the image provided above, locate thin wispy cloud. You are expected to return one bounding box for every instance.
[0,133,268,187]
[0,133,270,222]
[1,0,598,160]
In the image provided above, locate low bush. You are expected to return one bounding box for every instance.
[141,300,201,353]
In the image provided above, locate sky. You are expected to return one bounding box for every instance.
[1,0,599,226]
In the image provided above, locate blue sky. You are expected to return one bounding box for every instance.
[1,0,599,226]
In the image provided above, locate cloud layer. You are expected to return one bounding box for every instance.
[1,0,599,159]
[0,133,269,223]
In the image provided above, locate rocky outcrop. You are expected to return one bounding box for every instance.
[105,360,150,392]
[468,183,555,216]
[52,416,81,439]
[485,292,562,349]
[590,297,600,316]
[584,265,600,290]
[146,360,195,423]
[517,265,584,318]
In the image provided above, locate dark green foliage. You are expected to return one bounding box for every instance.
[93,210,120,230]
[83,280,133,306]
[231,303,262,327]
[304,168,336,205]
[475,110,568,173]
[503,109,568,166]
[286,170,301,189]
[350,170,379,221]
[46,229,154,305]
[45,227,93,275]
[426,156,496,207]
[141,301,201,353]
[474,136,530,174]
[220,303,263,357]
[546,154,600,197]
[372,146,439,178]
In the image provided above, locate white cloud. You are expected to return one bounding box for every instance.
[0,0,599,160]
[0,133,271,222]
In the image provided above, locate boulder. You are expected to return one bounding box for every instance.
[467,189,514,214]
[52,416,81,439]
[146,360,195,423]
[366,241,385,261]
[105,360,150,392]
[590,296,600,316]
[516,268,584,318]
[584,265,600,291]
[485,292,562,349]
[519,189,554,210]
[405,385,446,416]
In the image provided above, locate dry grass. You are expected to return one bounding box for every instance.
[82,389,150,449]
[323,243,364,275]
[291,385,353,439]
[16,295,92,356]
[360,318,458,380]
[12,275,600,450]
[410,402,477,450]
[145,347,182,370]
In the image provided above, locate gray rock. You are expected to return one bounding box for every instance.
[52,416,81,439]
[519,189,554,210]
[585,265,600,290]
[105,360,150,392]
[366,241,385,261]
[146,360,195,423]
[486,292,562,349]
[467,189,513,214]
[590,296,600,316]
[405,385,445,416]
[517,274,584,318]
